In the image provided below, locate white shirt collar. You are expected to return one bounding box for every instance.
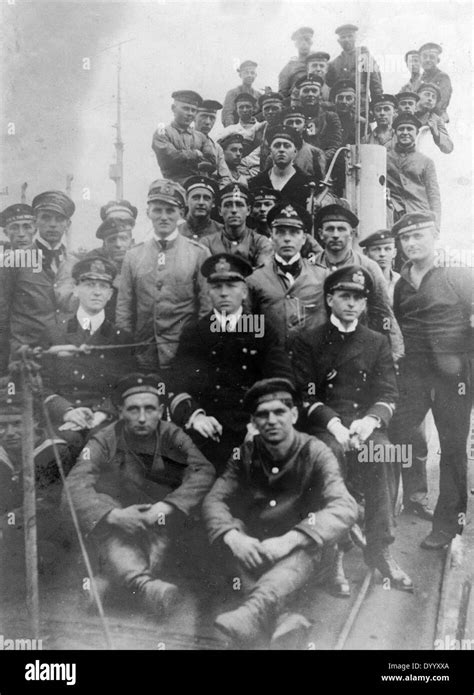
[154,228,180,244]
[77,306,105,335]
[35,235,64,250]
[330,313,358,334]
[213,306,243,331]
[275,253,301,265]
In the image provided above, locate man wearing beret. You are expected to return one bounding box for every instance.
[247,202,328,352]
[278,27,315,100]
[249,125,313,209]
[295,75,343,163]
[116,179,211,373]
[218,133,249,185]
[63,373,215,618]
[387,113,441,228]
[400,50,422,96]
[389,212,472,549]
[222,60,261,127]
[306,52,331,102]
[418,43,452,122]
[311,204,404,361]
[152,90,217,184]
[362,94,397,148]
[202,376,358,646]
[281,107,326,180]
[0,204,35,250]
[194,100,233,184]
[0,190,77,375]
[199,184,273,269]
[415,84,453,155]
[178,176,223,241]
[293,266,413,594]
[326,25,383,112]
[168,254,293,475]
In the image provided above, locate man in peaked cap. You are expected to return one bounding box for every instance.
[387,112,441,228]
[168,254,293,476]
[418,43,452,122]
[63,372,215,618]
[152,90,218,185]
[330,79,366,146]
[222,60,262,127]
[0,190,78,375]
[116,179,211,373]
[293,265,413,595]
[295,74,343,162]
[0,204,35,249]
[415,83,453,155]
[278,27,315,100]
[388,212,472,548]
[202,375,357,646]
[178,175,224,241]
[218,133,249,185]
[194,99,233,185]
[359,230,399,305]
[326,24,383,114]
[362,94,397,148]
[199,183,273,269]
[306,51,331,101]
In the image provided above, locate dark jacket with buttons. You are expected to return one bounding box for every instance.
[202,430,358,544]
[169,311,294,434]
[292,321,398,429]
[41,316,137,424]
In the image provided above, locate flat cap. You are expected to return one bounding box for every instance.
[171,90,203,107]
[291,27,314,40]
[267,201,311,233]
[258,92,283,108]
[72,255,117,284]
[295,74,324,90]
[404,49,419,62]
[238,60,258,71]
[330,79,356,101]
[392,112,422,130]
[417,82,441,100]
[32,190,75,218]
[314,203,359,230]
[219,182,252,204]
[96,217,134,240]
[234,92,257,106]
[112,373,166,405]
[392,211,437,237]
[147,179,186,208]
[100,199,137,222]
[419,42,442,54]
[335,24,359,35]
[396,91,420,103]
[324,264,373,296]
[266,124,302,148]
[282,106,306,121]
[218,132,245,150]
[371,93,397,109]
[201,253,252,283]
[243,377,298,414]
[359,229,395,248]
[252,187,281,203]
[183,175,219,199]
[306,51,330,63]
[0,204,34,228]
[198,99,223,113]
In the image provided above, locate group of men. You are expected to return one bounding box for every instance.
[0,23,471,650]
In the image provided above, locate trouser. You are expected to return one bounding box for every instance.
[401,421,429,503]
[389,353,471,536]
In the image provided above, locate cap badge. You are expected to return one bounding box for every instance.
[352,271,365,287]
[215,258,231,273]
[90,260,106,274]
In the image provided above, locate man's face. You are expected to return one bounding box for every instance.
[35,210,70,246]
[5,220,35,248]
[397,98,417,114]
[270,138,297,168]
[262,102,282,125]
[147,201,182,237]
[0,413,23,454]
[251,398,298,445]
[186,187,214,220]
[223,143,243,168]
[407,53,421,74]
[365,241,396,271]
[272,225,306,260]
[74,279,113,315]
[307,60,327,78]
[220,196,249,228]
[335,91,355,113]
[172,100,197,128]
[252,197,277,223]
[208,280,248,314]
[338,31,356,52]
[195,111,216,135]
[319,220,353,254]
[395,123,418,148]
[283,115,306,134]
[236,100,254,123]
[121,392,163,438]
[299,84,320,108]
[398,227,436,263]
[417,89,437,112]
[327,289,367,323]
[374,103,395,127]
[103,229,133,263]
[294,35,313,57]
[420,50,439,72]
[239,66,257,86]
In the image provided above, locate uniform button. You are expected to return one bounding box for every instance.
[100,354,104,359]
[353,403,359,409]
[73,370,78,375]
[75,400,81,405]
[242,365,247,370]
[328,383,333,389]
[271,467,279,474]
[81,374,85,380]
[269,500,277,507]
[216,367,220,372]
[239,399,243,404]
[216,385,221,390]
[211,351,216,356]
[242,348,248,353]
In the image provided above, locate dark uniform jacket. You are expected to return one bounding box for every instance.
[420,67,452,121]
[178,216,224,242]
[202,430,358,544]
[200,227,273,269]
[86,246,122,322]
[326,49,383,105]
[303,108,343,162]
[63,419,216,537]
[249,167,313,210]
[169,311,294,434]
[278,57,308,99]
[292,321,398,430]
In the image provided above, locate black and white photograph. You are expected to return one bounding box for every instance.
[0,0,472,675]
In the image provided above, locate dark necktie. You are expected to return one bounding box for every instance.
[158,239,168,252]
[37,243,63,272]
[276,258,301,278]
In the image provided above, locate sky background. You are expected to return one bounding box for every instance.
[1,0,472,249]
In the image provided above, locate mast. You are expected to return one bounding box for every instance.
[109,44,124,199]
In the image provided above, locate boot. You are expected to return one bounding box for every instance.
[138,578,180,619]
[420,528,454,549]
[270,612,311,650]
[365,546,413,592]
[214,593,276,646]
[327,547,350,598]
